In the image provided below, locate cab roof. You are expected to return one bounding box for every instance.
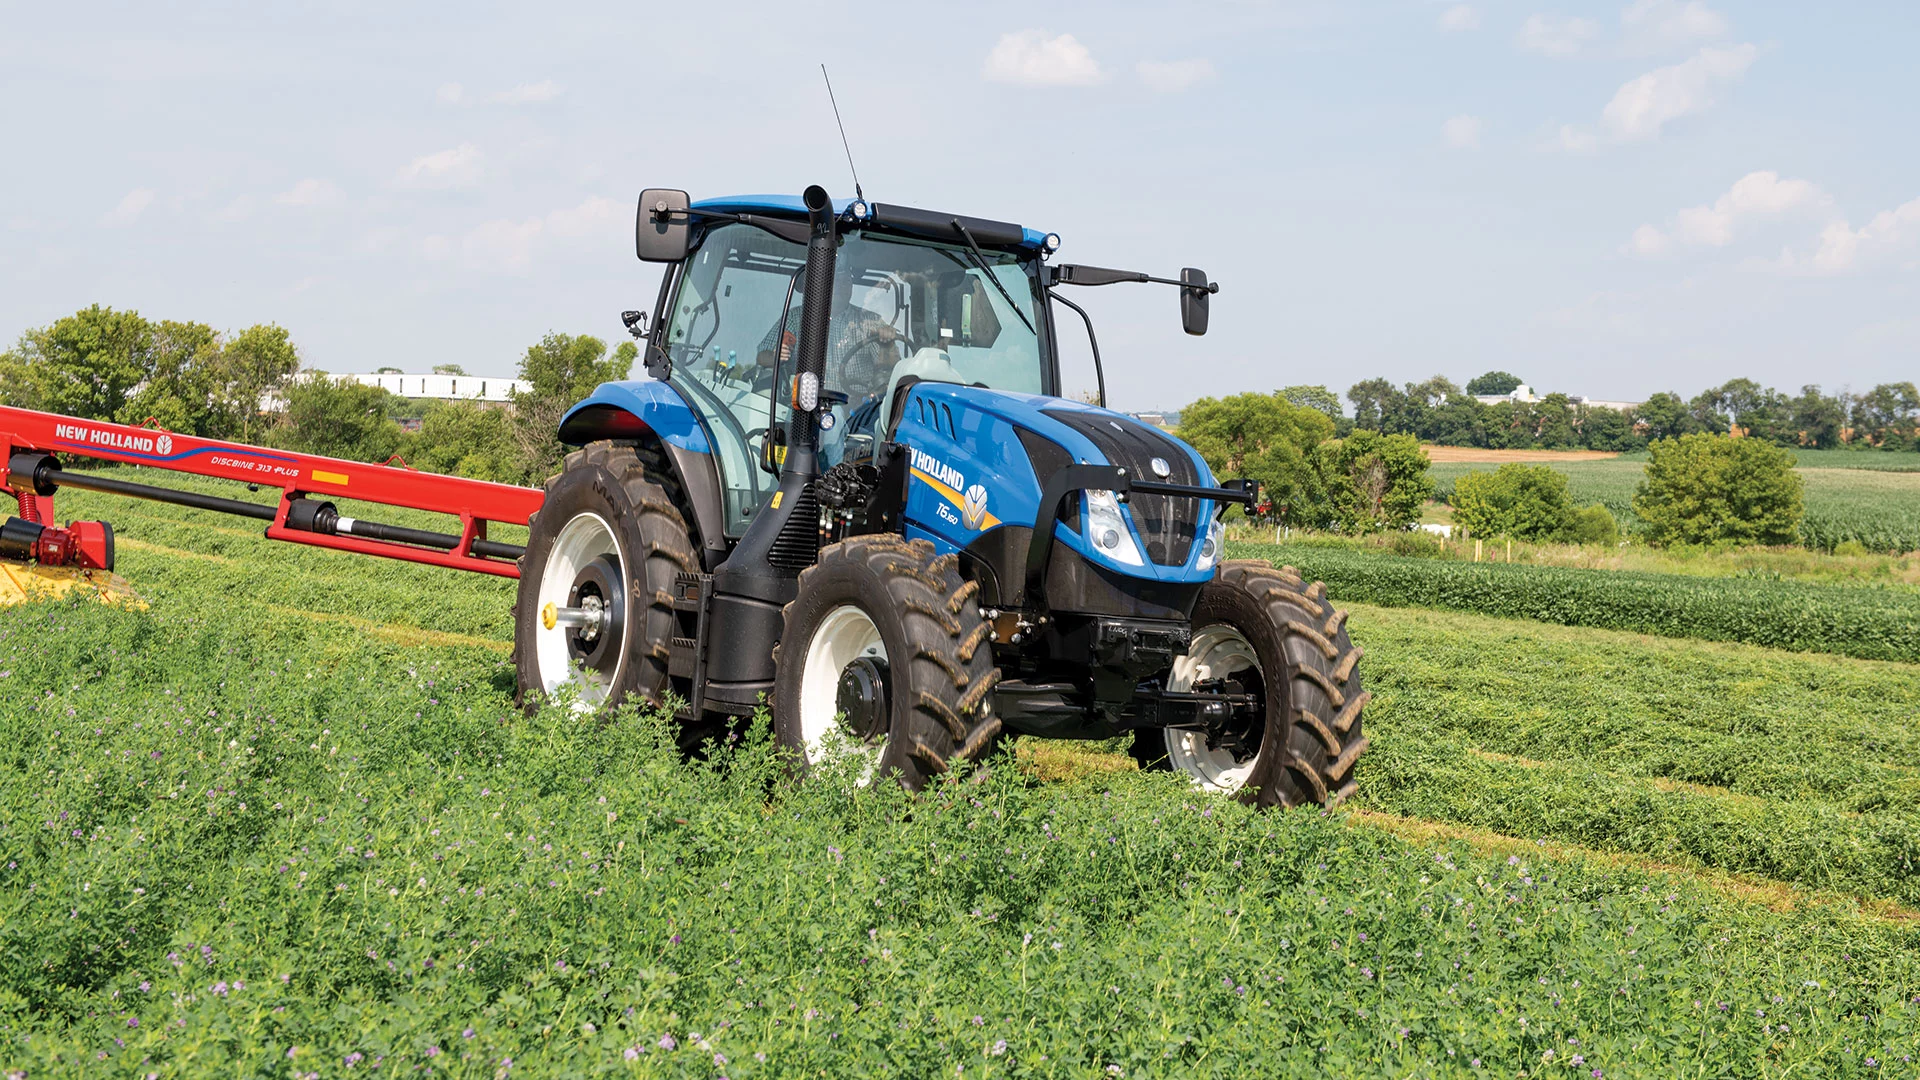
[692,193,1053,252]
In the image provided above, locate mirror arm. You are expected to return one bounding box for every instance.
[1047,289,1106,409]
[651,206,814,246]
[1051,265,1220,294]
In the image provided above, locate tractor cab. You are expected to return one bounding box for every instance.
[643,195,1056,536]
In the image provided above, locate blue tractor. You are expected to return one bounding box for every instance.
[514,185,1367,807]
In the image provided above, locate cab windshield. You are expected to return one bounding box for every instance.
[663,222,1046,534]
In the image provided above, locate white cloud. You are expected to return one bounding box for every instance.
[101,187,156,226]
[1442,114,1483,149]
[396,144,483,190]
[1517,14,1600,56]
[431,196,624,273]
[490,80,563,104]
[544,196,623,237]
[212,194,255,224]
[1136,58,1215,93]
[1439,4,1480,31]
[1628,224,1670,256]
[1628,171,1833,260]
[1802,196,1920,274]
[1601,43,1756,140]
[983,30,1103,87]
[1556,124,1599,153]
[436,82,465,105]
[275,178,343,207]
[1622,0,1728,48]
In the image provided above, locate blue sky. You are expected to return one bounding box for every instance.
[3,1,1916,411]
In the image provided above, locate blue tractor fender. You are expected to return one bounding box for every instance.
[557,380,729,564]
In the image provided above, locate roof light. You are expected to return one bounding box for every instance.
[849,200,870,220]
[1043,233,1062,252]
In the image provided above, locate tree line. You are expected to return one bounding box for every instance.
[0,305,635,485]
[1327,370,1920,452]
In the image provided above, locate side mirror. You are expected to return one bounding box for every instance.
[1180,268,1212,336]
[636,188,692,263]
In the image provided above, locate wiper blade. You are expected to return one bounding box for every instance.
[948,218,1037,336]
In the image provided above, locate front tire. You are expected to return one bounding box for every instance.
[772,537,1002,789]
[1133,560,1369,807]
[514,442,698,711]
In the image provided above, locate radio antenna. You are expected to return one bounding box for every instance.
[821,64,864,203]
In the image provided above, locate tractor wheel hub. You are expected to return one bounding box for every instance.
[835,656,890,740]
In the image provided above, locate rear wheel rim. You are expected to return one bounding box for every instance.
[799,604,886,782]
[1163,625,1262,793]
[532,512,623,709]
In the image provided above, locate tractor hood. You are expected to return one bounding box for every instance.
[888,382,1223,591]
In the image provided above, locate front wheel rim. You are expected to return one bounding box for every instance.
[799,604,886,782]
[1162,625,1262,793]
[532,511,624,709]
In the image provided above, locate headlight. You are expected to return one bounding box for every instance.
[1195,514,1225,572]
[1082,489,1144,567]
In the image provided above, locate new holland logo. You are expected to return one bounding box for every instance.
[961,484,989,530]
[155,434,174,456]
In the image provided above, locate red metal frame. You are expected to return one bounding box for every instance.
[0,405,544,577]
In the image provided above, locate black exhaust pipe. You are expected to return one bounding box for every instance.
[701,184,838,709]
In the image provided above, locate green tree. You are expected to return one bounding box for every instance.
[1449,463,1574,541]
[1633,392,1696,441]
[432,363,469,376]
[120,319,222,434]
[1278,384,1342,422]
[1315,430,1432,533]
[508,333,639,480]
[1465,370,1524,396]
[1344,378,1401,432]
[406,400,518,482]
[1634,433,1804,547]
[209,324,302,444]
[1177,392,1334,524]
[0,305,153,419]
[1851,382,1920,450]
[1427,394,1487,447]
[1790,385,1847,450]
[1534,392,1578,449]
[1578,404,1641,451]
[271,374,403,462]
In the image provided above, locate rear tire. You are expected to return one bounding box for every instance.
[772,537,1002,790]
[1132,560,1368,808]
[514,442,698,712]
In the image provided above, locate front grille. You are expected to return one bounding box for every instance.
[1042,409,1198,566]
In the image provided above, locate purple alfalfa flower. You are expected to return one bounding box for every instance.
[971,1015,985,1027]
[211,981,229,997]
[425,1046,441,1058]
[126,1017,139,1028]
[624,1047,639,1061]
[463,1028,475,1040]
[669,934,681,944]
[658,1034,677,1051]
[343,1051,363,1067]
[714,1053,728,1066]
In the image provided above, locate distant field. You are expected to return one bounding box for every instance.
[1430,455,1920,552]
[1422,447,1621,463]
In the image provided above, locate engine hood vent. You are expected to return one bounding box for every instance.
[1040,409,1199,566]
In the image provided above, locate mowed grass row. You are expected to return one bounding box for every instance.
[1227,541,1920,663]
[3,594,1917,1077]
[1428,457,1920,552]
[1340,603,1920,907]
